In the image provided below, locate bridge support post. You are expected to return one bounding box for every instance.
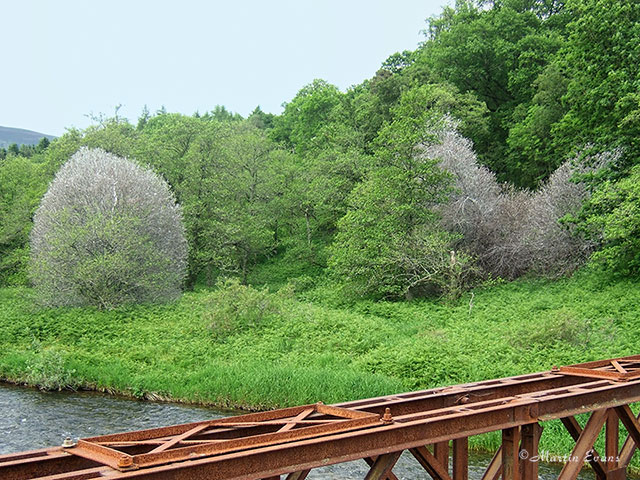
[606,409,619,473]
[363,456,399,480]
[452,437,468,480]
[502,427,520,479]
[606,468,627,480]
[520,423,541,480]
[410,446,452,480]
[434,440,449,472]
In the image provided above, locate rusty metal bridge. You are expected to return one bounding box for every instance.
[3,355,640,479]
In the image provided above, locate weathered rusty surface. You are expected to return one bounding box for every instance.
[480,446,502,480]
[409,445,451,480]
[502,427,520,480]
[363,456,399,480]
[606,410,619,471]
[520,423,541,480]
[363,451,402,480]
[4,355,640,479]
[558,355,640,381]
[558,409,608,479]
[0,449,99,480]
[452,437,468,480]
[69,403,381,470]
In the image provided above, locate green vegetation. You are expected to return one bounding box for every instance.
[581,165,640,277]
[3,0,639,296]
[0,269,638,455]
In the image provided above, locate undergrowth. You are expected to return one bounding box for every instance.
[1,267,639,463]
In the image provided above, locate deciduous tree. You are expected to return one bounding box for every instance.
[30,148,187,308]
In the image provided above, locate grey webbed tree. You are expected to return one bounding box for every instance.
[427,126,605,278]
[30,147,187,309]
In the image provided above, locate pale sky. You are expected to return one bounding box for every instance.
[1,1,446,136]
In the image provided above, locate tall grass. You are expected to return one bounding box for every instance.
[1,268,639,462]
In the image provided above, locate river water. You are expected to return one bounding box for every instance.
[0,383,593,478]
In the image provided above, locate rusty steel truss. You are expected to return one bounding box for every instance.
[3,354,640,479]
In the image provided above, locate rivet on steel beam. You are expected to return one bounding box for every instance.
[61,437,75,448]
[381,408,394,424]
[551,365,560,372]
[456,394,470,404]
[118,455,134,468]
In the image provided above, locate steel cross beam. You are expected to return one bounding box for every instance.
[4,355,640,480]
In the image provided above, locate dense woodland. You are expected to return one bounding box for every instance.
[1,0,639,301]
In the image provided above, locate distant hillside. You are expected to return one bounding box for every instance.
[0,126,56,148]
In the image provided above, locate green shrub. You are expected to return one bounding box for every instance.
[206,279,283,338]
[24,342,80,391]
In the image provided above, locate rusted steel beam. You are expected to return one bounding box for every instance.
[605,467,627,480]
[363,457,399,480]
[520,423,541,480]
[0,449,99,480]
[501,427,520,480]
[338,371,588,417]
[70,403,381,470]
[618,407,640,467]
[614,404,640,450]
[480,446,501,480]
[284,471,309,480]
[606,410,619,471]
[409,446,452,480]
[363,452,401,480]
[26,466,111,480]
[277,408,314,433]
[560,416,607,479]
[433,441,449,473]
[533,379,640,420]
[452,437,468,480]
[559,355,640,382]
[149,425,209,454]
[558,409,608,480]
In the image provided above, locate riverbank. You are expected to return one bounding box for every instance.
[1,270,639,462]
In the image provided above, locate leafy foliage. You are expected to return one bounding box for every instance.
[416,0,567,186]
[2,0,638,297]
[582,165,640,277]
[0,156,47,285]
[24,341,79,391]
[330,91,458,298]
[30,148,187,308]
[555,0,640,172]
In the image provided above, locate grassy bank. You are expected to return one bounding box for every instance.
[1,270,639,462]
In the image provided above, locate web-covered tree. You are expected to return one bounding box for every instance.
[30,147,187,308]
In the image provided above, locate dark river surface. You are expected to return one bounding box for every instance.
[0,383,594,478]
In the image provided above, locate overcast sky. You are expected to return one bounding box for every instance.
[2,0,446,136]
